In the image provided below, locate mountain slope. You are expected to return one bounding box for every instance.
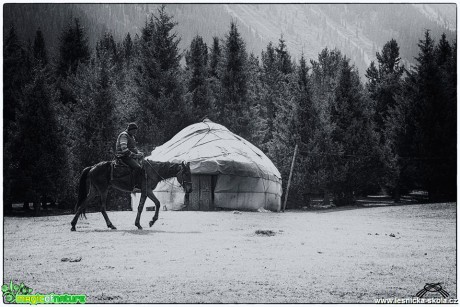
[4,3,456,75]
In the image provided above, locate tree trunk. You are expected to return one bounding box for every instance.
[4,202,13,212]
[23,202,30,211]
[323,191,331,206]
[393,186,401,203]
[33,202,40,216]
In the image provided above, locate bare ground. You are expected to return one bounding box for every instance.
[3,203,456,303]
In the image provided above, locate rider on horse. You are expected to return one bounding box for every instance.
[115,122,144,177]
[71,123,193,231]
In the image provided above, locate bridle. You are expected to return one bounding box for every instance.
[177,168,192,188]
[144,159,192,191]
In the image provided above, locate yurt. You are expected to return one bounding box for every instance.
[131,119,282,212]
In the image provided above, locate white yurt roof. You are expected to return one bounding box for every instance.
[146,120,281,182]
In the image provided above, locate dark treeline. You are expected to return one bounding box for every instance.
[3,6,456,211]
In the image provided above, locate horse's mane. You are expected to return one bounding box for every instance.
[96,161,112,168]
[145,161,181,178]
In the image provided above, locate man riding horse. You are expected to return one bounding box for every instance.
[115,122,144,177]
[70,122,193,231]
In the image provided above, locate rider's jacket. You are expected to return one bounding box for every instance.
[115,130,139,158]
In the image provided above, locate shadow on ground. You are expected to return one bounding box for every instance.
[75,229,202,235]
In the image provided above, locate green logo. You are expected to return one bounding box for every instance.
[2,282,86,304]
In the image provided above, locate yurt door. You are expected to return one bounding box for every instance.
[189,175,214,211]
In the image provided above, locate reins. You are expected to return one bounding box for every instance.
[143,159,191,189]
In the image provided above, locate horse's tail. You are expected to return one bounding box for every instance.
[75,166,91,219]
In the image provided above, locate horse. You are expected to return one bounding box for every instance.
[70,160,192,231]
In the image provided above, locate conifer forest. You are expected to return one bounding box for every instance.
[3,5,457,211]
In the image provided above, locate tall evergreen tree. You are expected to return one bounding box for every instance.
[4,26,30,209]
[209,36,221,79]
[217,21,250,137]
[366,39,404,137]
[4,26,31,143]
[365,61,378,95]
[185,35,210,120]
[57,18,90,78]
[135,5,185,145]
[96,32,118,64]
[97,32,125,90]
[275,36,293,75]
[246,53,265,146]
[294,55,321,201]
[310,48,343,114]
[330,58,379,205]
[208,36,222,120]
[365,39,405,199]
[296,55,316,145]
[65,54,118,174]
[10,67,67,205]
[403,30,457,200]
[123,32,134,64]
[260,42,282,145]
[309,48,349,204]
[33,28,48,66]
[435,33,452,66]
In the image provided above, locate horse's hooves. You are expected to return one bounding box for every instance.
[108,224,117,230]
[135,224,143,230]
[149,221,154,227]
[71,226,76,232]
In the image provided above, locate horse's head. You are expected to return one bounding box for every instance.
[177,161,192,194]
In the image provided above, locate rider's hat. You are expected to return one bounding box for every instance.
[127,122,138,131]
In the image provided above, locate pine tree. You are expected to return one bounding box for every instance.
[401,30,455,200]
[275,36,293,75]
[420,31,455,199]
[218,21,250,137]
[97,32,125,89]
[261,42,282,145]
[207,37,222,124]
[96,32,118,64]
[330,58,379,205]
[295,55,320,197]
[135,5,185,145]
[261,44,298,207]
[4,26,31,210]
[209,36,221,79]
[185,35,210,120]
[368,39,404,137]
[57,18,90,78]
[364,61,378,97]
[290,55,320,204]
[33,28,48,66]
[4,26,30,144]
[308,48,344,204]
[435,33,452,66]
[123,33,133,65]
[411,30,439,198]
[246,53,265,146]
[310,48,342,109]
[365,39,405,199]
[10,66,67,205]
[70,58,118,165]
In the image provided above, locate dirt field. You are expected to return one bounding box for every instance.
[3,203,456,303]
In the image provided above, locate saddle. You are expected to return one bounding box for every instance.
[110,158,139,191]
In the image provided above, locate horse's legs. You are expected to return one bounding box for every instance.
[71,185,97,231]
[147,190,161,228]
[100,189,116,230]
[134,193,147,230]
